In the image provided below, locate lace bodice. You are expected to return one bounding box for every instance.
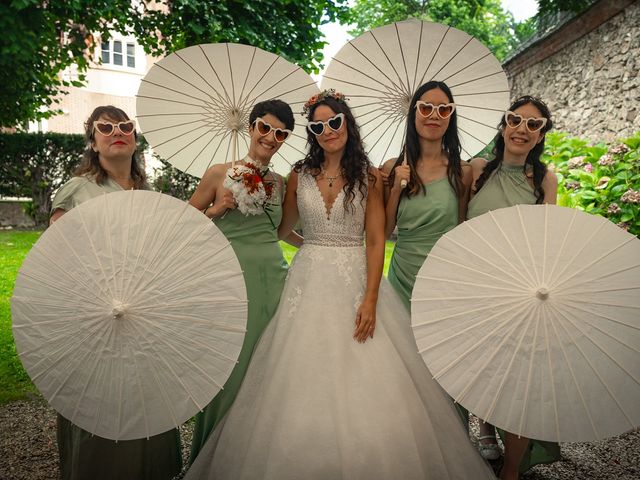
[297,169,366,247]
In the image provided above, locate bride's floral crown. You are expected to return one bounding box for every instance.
[302,89,347,116]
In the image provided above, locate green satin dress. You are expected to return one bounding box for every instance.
[388,177,458,311]
[387,177,468,423]
[51,175,182,480]
[189,195,288,463]
[467,162,561,473]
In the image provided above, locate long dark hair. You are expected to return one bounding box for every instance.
[388,81,463,198]
[474,95,553,204]
[294,96,373,212]
[75,105,147,189]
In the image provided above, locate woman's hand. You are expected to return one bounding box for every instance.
[392,163,410,191]
[354,296,377,343]
[206,188,236,218]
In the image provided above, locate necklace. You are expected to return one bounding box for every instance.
[321,167,342,187]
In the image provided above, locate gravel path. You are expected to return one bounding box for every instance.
[1,395,638,479]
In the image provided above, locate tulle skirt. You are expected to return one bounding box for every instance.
[186,244,494,479]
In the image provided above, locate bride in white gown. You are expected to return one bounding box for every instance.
[185,91,495,479]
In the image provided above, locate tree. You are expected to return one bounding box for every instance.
[0,133,84,227]
[346,0,528,61]
[0,0,348,129]
[151,158,200,201]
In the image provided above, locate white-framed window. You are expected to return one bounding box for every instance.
[101,39,136,68]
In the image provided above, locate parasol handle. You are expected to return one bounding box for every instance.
[400,154,408,189]
[231,129,238,167]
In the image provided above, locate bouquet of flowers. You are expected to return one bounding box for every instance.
[223,160,275,222]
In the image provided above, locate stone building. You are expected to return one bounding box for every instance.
[503,0,639,142]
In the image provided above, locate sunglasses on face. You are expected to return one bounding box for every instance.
[415,101,456,119]
[307,113,345,136]
[253,118,291,143]
[93,120,136,136]
[504,111,547,132]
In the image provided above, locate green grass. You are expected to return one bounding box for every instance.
[0,230,41,403]
[0,232,396,405]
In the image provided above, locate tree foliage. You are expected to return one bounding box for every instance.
[151,158,200,202]
[346,0,525,61]
[0,133,84,227]
[0,0,348,128]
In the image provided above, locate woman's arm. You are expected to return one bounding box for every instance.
[354,168,385,343]
[278,170,300,240]
[468,157,488,201]
[542,169,558,204]
[50,208,66,224]
[458,162,473,223]
[381,158,409,239]
[189,164,235,218]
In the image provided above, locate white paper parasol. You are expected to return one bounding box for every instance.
[411,204,640,442]
[321,20,510,164]
[11,190,248,441]
[136,43,319,176]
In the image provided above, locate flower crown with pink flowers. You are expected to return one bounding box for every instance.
[302,89,347,116]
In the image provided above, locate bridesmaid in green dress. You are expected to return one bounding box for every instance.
[382,81,471,427]
[188,99,301,463]
[50,106,182,480]
[468,95,559,480]
[382,81,472,312]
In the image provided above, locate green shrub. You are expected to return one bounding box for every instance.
[543,131,640,236]
[0,133,84,226]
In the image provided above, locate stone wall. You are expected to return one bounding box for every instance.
[0,201,35,229]
[504,0,639,143]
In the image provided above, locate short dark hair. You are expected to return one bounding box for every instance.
[249,99,295,131]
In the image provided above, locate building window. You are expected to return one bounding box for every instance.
[127,43,136,68]
[113,40,123,66]
[101,41,110,63]
[100,39,136,68]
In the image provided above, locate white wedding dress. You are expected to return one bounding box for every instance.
[186,170,495,479]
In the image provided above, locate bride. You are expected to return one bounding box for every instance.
[185,91,495,479]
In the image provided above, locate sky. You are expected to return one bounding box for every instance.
[312,0,539,81]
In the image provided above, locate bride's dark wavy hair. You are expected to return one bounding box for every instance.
[474,95,553,204]
[388,81,463,198]
[294,96,373,212]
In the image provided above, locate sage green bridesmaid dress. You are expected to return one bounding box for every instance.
[467,161,561,473]
[51,175,182,480]
[387,177,458,310]
[189,193,288,462]
[387,177,469,423]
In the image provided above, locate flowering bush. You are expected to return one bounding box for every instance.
[543,131,640,236]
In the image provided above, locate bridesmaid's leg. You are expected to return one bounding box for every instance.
[500,432,529,480]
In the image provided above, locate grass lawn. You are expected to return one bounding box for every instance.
[0,231,396,405]
[0,230,42,404]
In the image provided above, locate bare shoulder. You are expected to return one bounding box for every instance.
[469,157,488,172]
[369,165,383,182]
[461,161,473,183]
[202,163,228,180]
[543,168,558,188]
[380,157,398,174]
